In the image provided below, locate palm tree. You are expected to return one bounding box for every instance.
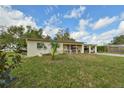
[50,40,59,60]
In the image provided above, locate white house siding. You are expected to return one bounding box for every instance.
[57,43,63,54]
[27,41,64,57]
[27,41,45,57]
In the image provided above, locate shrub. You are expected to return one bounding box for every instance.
[97,46,108,53]
[0,51,21,87]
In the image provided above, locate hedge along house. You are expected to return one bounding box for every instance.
[107,45,124,54]
[26,38,97,57]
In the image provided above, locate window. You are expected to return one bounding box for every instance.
[37,42,46,49]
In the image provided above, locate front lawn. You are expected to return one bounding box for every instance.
[10,54,124,88]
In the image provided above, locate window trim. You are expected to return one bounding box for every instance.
[37,42,46,49]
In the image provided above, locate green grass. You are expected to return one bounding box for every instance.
[10,54,124,88]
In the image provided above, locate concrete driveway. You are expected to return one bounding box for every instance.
[96,53,124,57]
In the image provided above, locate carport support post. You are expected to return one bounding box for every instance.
[81,45,84,53]
[95,45,97,53]
[89,45,91,54]
[76,45,78,54]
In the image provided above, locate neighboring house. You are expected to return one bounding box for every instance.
[26,38,97,57]
[107,45,124,54]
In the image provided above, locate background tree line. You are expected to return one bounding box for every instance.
[111,35,124,44]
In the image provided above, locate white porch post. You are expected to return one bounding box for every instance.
[89,45,91,54]
[95,45,97,53]
[81,44,84,53]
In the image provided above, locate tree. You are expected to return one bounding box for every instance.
[0,41,22,87]
[0,32,12,48]
[111,35,124,44]
[63,31,70,40]
[26,25,32,33]
[54,28,75,41]
[25,26,43,39]
[0,25,44,53]
[7,25,24,38]
[54,30,63,41]
[0,25,25,50]
[0,51,22,87]
[50,40,59,60]
[44,35,51,40]
[38,28,43,38]
[0,43,6,50]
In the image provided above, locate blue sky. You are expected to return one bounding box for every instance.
[11,5,124,32]
[0,5,124,45]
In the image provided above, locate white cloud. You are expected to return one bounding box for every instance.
[89,29,117,45]
[44,15,62,27]
[64,6,86,19]
[70,31,88,41]
[120,12,124,20]
[117,21,124,35]
[70,19,89,41]
[91,16,118,30]
[1,5,123,45]
[45,6,58,15]
[0,6,37,28]
[70,17,124,45]
[43,26,61,38]
[79,19,89,31]
[90,21,124,45]
[43,9,124,45]
[43,15,62,38]
[43,12,124,45]
[71,28,117,45]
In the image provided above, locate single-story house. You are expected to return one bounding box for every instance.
[107,45,124,53]
[26,38,97,57]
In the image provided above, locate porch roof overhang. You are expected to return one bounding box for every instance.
[26,38,83,45]
[84,44,97,46]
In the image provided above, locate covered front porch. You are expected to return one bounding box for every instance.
[63,43,83,54]
[84,44,97,54]
[63,43,97,54]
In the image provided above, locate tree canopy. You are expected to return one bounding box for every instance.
[111,35,124,44]
[0,25,51,52]
[54,28,75,41]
